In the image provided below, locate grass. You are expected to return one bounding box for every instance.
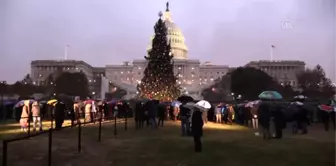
[0,120,335,166]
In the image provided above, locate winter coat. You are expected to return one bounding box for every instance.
[32,105,40,117]
[21,105,29,118]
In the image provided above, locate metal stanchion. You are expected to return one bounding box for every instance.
[125,115,127,131]
[27,117,31,137]
[98,116,102,142]
[50,116,54,129]
[114,115,117,136]
[78,122,81,153]
[48,128,53,166]
[2,140,8,166]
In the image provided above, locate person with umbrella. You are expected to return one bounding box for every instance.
[293,96,308,134]
[258,91,283,139]
[179,102,192,136]
[192,105,204,152]
[272,104,286,139]
[54,101,66,129]
[20,100,30,132]
[32,101,42,131]
[319,100,335,131]
[330,100,336,130]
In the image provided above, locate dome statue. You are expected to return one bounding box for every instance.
[147,2,188,60]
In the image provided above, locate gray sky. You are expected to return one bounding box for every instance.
[0,0,335,83]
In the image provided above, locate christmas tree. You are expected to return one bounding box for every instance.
[137,12,180,101]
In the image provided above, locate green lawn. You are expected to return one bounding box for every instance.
[0,120,335,166]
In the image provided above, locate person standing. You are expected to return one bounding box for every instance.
[20,101,30,132]
[73,102,81,125]
[296,100,308,134]
[92,101,97,123]
[215,103,223,123]
[192,106,204,152]
[134,102,142,129]
[148,100,158,129]
[85,103,92,123]
[180,103,190,136]
[330,110,336,130]
[54,102,65,129]
[157,103,165,127]
[251,104,259,129]
[272,105,285,139]
[32,101,42,131]
[258,101,271,140]
[227,105,234,125]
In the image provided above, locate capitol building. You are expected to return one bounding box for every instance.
[30,3,230,100]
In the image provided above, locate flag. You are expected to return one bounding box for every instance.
[271,45,275,48]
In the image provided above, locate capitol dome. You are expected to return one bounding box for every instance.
[147,3,188,60]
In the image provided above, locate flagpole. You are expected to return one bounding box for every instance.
[270,45,274,61]
[64,45,69,60]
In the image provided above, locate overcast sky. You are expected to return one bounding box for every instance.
[0,0,335,83]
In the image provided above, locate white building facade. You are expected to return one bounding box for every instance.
[245,60,305,89]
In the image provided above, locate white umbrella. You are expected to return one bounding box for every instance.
[245,100,260,108]
[195,100,211,109]
[294,95,307,99]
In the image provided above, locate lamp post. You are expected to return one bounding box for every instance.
[0,81,6,115]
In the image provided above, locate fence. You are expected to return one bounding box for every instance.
[2,113,129,166]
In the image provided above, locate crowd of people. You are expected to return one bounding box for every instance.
[6,94,336,154]
[207,98,336,139]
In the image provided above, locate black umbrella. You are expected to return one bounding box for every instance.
[177,95,194,103]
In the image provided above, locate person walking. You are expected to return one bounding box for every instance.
[32,101,42,131]
[192,106,204,152]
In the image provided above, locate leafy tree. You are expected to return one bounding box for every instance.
[297,65,335,99]
[202,73,232,102]
[230,67,278,100]
[21,74,32,84]
[55,72,89,98]
[137,14,180,101]
[104,82,127,99]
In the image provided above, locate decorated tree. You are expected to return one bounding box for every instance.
[137,13,180,101]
